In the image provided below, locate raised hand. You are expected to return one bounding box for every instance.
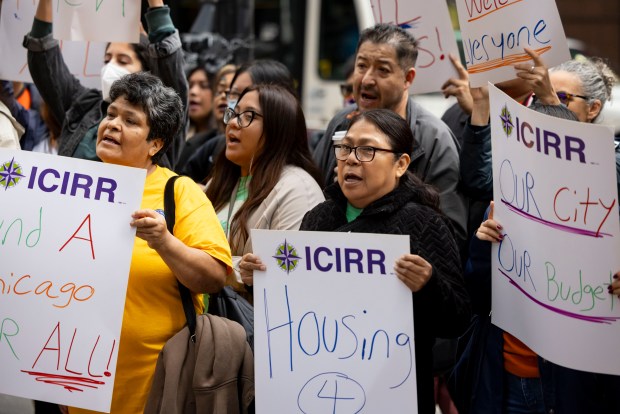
[513,47,560,106]
[475,201,504,243]
[441,54,474,115]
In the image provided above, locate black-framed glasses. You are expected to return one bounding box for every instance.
[223,107,263,128]
[333,144,398,162]
[340,83,353,97]
[556,91,589,106]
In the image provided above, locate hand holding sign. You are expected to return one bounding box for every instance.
[239,253,266,286]
[394,254,432,292]
[513,48,561,106]
[441,54,474,115]
[475,201,503,243]
[610,272,620,297]
[131,209,170,250]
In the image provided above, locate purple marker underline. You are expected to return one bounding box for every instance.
[501,199,612,238]
[498,269,620,324]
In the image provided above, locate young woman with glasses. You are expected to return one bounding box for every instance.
[205,84,324,302]
[179,60,295,183]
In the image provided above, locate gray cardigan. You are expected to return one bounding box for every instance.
[217,165,325,289]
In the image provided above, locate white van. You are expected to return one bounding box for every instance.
[298,0,374,130]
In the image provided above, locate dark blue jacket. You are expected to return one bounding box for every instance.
[453,210,555,413]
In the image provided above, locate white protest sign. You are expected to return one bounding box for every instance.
[252,229,416,413]
[0,0,106,89]
[369,0,459,94]
[0,149,146,412]
[53,0,141,43]
[489,85,620,374]
[455,0,571,87]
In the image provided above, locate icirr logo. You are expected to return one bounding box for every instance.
[273,239,302,274]
[500,105,514,137]
[0,158,25,190]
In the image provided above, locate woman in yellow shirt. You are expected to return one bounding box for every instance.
[66,72,232,414]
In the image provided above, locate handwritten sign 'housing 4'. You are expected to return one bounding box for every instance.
[489,85,620,375]
[252,229,416,413]
[0,149,145,412]
[456,0,571,87]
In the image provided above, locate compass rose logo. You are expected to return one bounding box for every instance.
[500,105,514,137]
[273,239,302,274]
[0,158,26,190]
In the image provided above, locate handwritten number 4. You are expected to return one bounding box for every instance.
[317,380,354,413]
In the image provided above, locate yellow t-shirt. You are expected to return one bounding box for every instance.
[70,166,232,414]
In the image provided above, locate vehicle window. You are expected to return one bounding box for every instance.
[318,0,360,80]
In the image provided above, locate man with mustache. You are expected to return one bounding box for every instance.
[313,23,467,256]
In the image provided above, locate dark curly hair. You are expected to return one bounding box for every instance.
[108,72,183,164]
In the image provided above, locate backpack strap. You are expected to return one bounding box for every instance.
[164,175,197,338]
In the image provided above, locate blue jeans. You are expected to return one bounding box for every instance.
[503,371,546,414]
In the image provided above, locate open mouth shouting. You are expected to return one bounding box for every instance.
[227,133,241,145]
[358,88,379,108]
[343,171,363,185]
[100,134,120,146]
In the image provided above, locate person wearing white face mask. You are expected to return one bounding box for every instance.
[100,62,132,103]
[22,0,188,169]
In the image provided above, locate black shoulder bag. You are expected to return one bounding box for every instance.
[165,176,254,351]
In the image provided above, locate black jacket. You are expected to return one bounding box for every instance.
[300,172,471,414]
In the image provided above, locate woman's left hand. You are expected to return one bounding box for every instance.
[609,271,620,296]
[395,254,433,293]
[239,253,266,286]
[131,209,170,250]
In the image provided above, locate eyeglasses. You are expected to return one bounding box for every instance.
[223,107,263,128]
[333,144,398,162]
[226,90,241,101]
[556,91,589,106]
[340,83,353,97]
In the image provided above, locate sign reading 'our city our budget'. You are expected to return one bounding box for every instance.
[252,229,416,413]
[489,85,620,375]
[0,150,145,412]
